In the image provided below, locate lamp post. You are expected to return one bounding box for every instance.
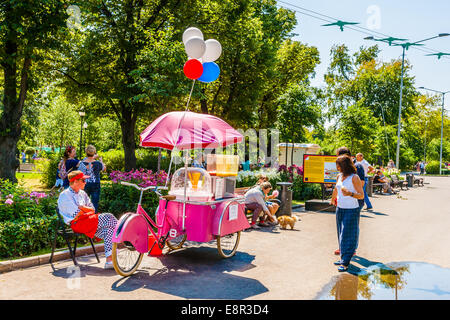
[364,33,449,170]
[83,121,88,152]
[78,111,85,153]
[418,87,449,175]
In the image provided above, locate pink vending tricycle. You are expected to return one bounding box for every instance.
[111,111,249,277]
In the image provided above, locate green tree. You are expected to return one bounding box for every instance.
[276,84,322,143]
[37,93,79,151]
[0,0,68,182]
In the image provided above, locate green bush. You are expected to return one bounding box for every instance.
[136,149,172,173]
[291,177,322,200]
[0,216,64,258]
[40,154,61,188]
[99,149,125,176]
[0,179,62,258]
[425,161,443,174]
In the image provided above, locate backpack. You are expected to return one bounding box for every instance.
[79,161,96,183]
[58,160,72,180]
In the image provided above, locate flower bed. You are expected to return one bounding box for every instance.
[0,179,63,258]
[99,169,168,218]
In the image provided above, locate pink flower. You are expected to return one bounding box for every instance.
[5,199,13,205]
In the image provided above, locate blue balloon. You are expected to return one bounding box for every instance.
[198,62,220,83]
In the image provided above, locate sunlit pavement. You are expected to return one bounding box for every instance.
[1,176,449,300]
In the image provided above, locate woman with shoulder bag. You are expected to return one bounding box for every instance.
[78,145,106,213]
[331,155,365,272]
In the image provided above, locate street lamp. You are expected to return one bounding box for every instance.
[83,121,88,152]
[418,86,449,175]
[364,33,449,170]
[78,111,85,154]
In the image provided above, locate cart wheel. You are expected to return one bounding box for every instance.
[112,242,144,277]
[217,231,241,258]
[166,234,187,250]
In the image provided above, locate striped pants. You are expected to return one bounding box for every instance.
[336,207,360,266]
[94,213,118,258]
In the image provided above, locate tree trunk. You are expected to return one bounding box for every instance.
[0,12,30,182]
[119,106,137,171]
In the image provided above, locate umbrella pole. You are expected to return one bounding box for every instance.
[165,79,196,188]
[182,151,188,231]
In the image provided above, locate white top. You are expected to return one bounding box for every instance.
[244,186,269,213]
[356,159,371,177]
[335,174,359,209]
[57,187,93,225]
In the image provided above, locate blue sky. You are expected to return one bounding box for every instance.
[277,0,450,109]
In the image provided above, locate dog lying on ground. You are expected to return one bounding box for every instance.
[277,215,297,230]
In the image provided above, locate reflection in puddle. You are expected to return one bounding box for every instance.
[316,262,450,300]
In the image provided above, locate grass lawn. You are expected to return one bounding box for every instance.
[15,172,49,192]
[292,199,305,206]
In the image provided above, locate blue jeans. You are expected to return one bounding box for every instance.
[363,177,372,208]
[84,183,101,213]
[336,207,360,266]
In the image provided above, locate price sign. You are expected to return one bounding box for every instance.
[229,204,238,221]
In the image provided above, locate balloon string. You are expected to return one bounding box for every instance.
[165,79,196,187]
[185,79,196,111]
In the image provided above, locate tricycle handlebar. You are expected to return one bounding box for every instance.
[119,181,168,193]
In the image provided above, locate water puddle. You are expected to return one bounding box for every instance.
[315,262,450,300]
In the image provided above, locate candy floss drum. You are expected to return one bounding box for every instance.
[111,111,249,277]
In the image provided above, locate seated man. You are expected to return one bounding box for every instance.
[57,170,118,269]
[254,174,280,215]
[373,170,396,194]
[244,182,278,229]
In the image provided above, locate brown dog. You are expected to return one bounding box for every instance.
[277,215,297,230]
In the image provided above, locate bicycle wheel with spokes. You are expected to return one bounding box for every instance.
[112,241,144,277]
[217,231,241,258]
[166,234,187,250]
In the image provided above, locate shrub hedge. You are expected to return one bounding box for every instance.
[0,180,65,258]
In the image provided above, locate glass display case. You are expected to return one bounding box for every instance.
[169,167,213,201]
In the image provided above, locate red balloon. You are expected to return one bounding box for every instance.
[183,59,203,79]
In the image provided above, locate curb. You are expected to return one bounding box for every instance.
[0,244,105,274]
[292,204,305,209]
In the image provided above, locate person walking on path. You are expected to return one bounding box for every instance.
[355,153,374,210]
[61,146,80,189]
[330,155,365,272]
[57,170,118,269]
[420,161,425,175]
[78,145,106,213]
[334,147,365,256]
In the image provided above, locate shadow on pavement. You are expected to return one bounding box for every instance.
[50,256,117,278]
[111,247,268,299]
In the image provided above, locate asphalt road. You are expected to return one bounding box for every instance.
[1,176,449,300]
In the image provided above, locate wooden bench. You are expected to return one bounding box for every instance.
[411,174,424,187]
[372,183,385,194]
[389,175,408,190]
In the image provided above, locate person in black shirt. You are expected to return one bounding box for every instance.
[78,145,106,213]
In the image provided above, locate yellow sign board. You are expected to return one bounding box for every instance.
[303,154,338,184]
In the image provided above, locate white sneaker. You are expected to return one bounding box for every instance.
[104,261,114,269]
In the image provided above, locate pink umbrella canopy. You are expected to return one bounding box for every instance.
[139,111,243,150]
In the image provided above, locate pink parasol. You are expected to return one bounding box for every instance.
[139,111,243,150]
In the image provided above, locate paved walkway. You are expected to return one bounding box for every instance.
[1,176,449,299]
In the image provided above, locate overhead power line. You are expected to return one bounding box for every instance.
[277,0,450,60]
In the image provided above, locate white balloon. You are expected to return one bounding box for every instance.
[182,27,203,44]
[202,39,222,62]
[184,37,206,59]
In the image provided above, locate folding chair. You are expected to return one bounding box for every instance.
[49,207,100,265]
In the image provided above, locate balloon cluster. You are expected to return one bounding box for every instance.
[182,27,222,83]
